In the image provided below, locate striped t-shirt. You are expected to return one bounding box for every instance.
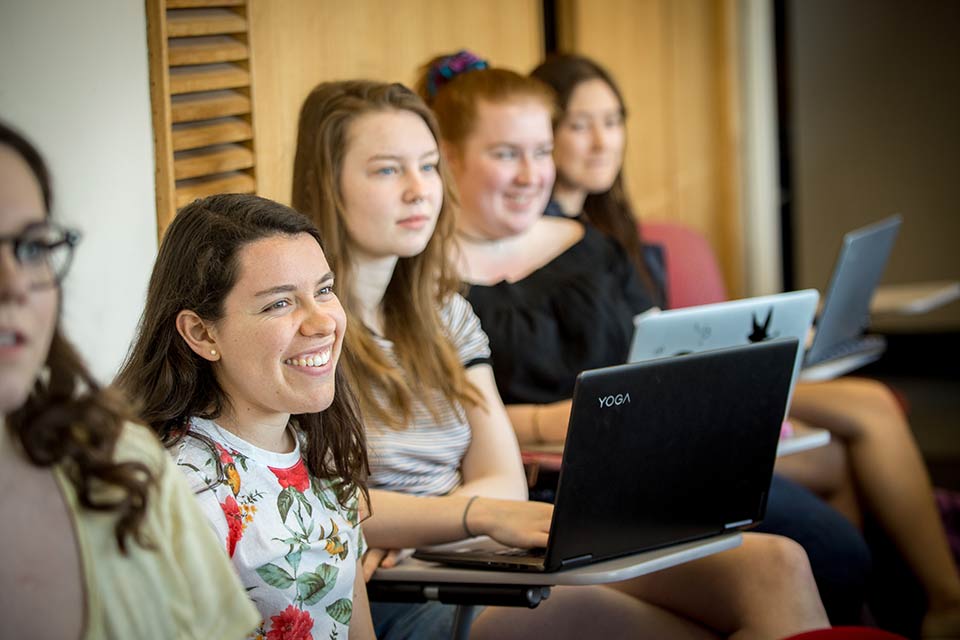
[366,293,491,497]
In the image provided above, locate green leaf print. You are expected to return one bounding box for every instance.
[297,563,339,606]
[255,563,295,590]
[278,486,295,522]
[312,482,337,511]
[286,548,302,572]
[326,598,353,625]
[296,489,314,517]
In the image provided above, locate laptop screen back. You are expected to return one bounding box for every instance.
[545,339,797,569]
[628,290,818,415]
[805,215,901,364]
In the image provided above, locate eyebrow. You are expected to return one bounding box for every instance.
[368,149,440,162]
[253,271,335,297]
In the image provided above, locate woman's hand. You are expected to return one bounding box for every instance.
[361,548,412,581]
[466,497,553,549]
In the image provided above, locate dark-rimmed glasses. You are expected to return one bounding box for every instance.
[0,222,80,290]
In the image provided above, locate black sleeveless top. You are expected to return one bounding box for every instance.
[465,223,655,405]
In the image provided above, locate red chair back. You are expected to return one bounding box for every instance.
[641,221,727,308]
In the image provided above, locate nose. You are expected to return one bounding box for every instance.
[403,170,428,204]
[590,123,606,149]
[515,156,534,185]
[0,244,30,303]
[300,298,338,337]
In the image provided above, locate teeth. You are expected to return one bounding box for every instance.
[0,332,15,347]
[285,350,331,367]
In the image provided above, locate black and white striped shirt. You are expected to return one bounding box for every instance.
[367,293,491,496]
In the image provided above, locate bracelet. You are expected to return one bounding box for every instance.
[462,495,480,538]
[530,405,543,444]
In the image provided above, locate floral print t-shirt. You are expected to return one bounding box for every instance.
[175,418,362,640]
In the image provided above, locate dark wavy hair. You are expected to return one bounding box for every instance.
[531,54,658,301]
[2,120,153,552]
[115,194,368,508]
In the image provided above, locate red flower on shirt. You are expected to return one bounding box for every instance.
[267,605,314,640]
[214,442,235,464]
[269,459,310,492]
[220,495,244,557]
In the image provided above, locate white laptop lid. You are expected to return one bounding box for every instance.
[628,289,819,415]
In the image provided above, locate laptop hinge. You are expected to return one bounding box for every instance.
[560,553,593,568]
[724,519,754,529]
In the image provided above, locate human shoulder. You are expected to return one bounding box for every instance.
[535,214,585,247]
[111,422,168,474]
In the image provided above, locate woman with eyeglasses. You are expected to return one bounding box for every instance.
[0,121,259,637]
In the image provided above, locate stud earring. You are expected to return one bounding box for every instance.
[210,349,218,356]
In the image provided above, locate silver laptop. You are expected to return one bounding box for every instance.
[628,289,818,414]
[801,215,902,380]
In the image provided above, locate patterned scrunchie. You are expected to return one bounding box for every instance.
[426,50,489,98]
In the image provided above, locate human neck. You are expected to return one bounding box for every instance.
[552,183,587,218]
[216,407,294,453]
[350,251,398,334]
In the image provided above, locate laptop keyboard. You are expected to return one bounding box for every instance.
[492,547,546,558]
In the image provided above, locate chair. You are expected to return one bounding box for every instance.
[640,220,727,309]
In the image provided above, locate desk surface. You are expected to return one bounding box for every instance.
[871,280,960,316]
[777,424,831,456]
[372,532,741,586]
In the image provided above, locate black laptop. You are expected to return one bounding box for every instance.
[414,339,797,572]
[803,215,901,373]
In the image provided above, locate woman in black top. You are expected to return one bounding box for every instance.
[531,53,960,637]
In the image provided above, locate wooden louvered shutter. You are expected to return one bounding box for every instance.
[146,0,256,237]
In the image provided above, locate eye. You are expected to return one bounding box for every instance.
[16,239,50,265]
[265,299,291,312]
[566,120,588,132]
[605,115,624,128]
[535,146,554,159]
[374,166,398,176]
[421,162,438,173]
[491,148,518,160]
[316,284,335,297]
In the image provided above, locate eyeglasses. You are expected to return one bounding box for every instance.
[0,222,81,290]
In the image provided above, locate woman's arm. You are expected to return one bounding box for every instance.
[349,556,376,639]
[455,364,529,500]
[363,489,551,551]
[505,399,573,445]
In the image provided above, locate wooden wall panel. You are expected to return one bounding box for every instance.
[558,0,744,297]
[248,0,544,204]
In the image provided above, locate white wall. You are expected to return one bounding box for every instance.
[0,0,158,382]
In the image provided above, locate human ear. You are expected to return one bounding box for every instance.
[175,309,220,361]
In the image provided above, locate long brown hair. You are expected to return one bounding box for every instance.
[292,80,482,429]
[531,54,658,300]
[2,120,153,552]
[115,194,368,507]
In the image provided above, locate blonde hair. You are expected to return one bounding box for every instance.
[291,80,481,429]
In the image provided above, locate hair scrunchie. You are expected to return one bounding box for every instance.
[427,50,489,98]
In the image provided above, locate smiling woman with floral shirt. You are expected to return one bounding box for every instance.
[117,194,375,640]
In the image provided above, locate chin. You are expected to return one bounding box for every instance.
[0,381,32,415]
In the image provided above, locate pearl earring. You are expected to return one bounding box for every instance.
[210,349,218,356]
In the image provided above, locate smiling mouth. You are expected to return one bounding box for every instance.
[283,349,331,368]
[0,330,24,348]
[504,192,539,205]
